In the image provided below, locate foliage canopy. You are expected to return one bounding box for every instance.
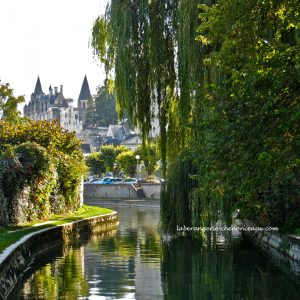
[92,0,300,233]
[0,119,85,225]
[0,81,24,122]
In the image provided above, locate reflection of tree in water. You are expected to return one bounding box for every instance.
[82,226,161,298]
[161,235,300,300]
[140,228,161,261]
[82,228,137,299]
[22,248,88,299]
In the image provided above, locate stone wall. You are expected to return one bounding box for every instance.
[84,183,138,199]
[0,187,8,226]
[0,182,83,227]
[0,187,31,226]
[140,183,161,199]
[0,211,118,300]
[242,220,300,273]
[84,183,161,200]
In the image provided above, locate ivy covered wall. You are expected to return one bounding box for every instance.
[0,120,86,226]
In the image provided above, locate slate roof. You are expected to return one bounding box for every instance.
[81,143,92,154]
[78,75,92,101]
[107,125,126,141]
[122,133,138,142]
[34,76,43,95]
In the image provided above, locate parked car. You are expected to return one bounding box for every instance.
[103,178,123,184]
[92,177,113,184]
[120,178,138,184]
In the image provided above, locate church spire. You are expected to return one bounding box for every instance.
[78,75,92,101]
[34,76,43,95]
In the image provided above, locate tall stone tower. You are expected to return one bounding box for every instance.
[78,75,92,128]
[34,76,43,96]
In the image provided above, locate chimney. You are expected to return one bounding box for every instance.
[54,87,58,95]
[60,85,63,94]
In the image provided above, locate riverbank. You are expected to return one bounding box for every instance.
[0,205,112,255]
[84,198,160,208]
[10,205,300,300]
[242,220,300,274]
[0,206,118,299]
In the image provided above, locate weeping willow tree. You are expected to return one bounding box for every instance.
[91,0,214,231]
[90,0,240,231]
[92,0,178,173]
[92,0,300,233]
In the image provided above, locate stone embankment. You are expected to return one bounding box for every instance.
[242,220,300,273]
[0,211,118,300]
[84,183,161,200]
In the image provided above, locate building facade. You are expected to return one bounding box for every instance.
[24,75,92,133]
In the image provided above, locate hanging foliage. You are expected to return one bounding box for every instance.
[92,0,300,234]
[92,0,180,173]
[160,150,198,233]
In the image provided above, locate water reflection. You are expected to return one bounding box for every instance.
[161,235,300,300]
[10,204,300,300]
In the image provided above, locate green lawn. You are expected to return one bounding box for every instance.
[0,205,112,255]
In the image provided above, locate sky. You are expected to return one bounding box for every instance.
[0,0,107,108]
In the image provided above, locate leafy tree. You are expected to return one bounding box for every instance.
[116,150,137,177]
[196,0,300,228]
[115,145,130,157]
[85,97,97,127]
[85,152,106,177]
[92,0,300,233]
[94,86,118,126]
[99,145,115,172]
[100,145,130,172]
[137,142,160,176]
[92,1,178,171]
[0,81,24,122]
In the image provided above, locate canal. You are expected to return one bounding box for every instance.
[10,202,300,299]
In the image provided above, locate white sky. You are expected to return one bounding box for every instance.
[0,0,107,108]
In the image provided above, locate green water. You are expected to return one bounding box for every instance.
[10,203,300,299]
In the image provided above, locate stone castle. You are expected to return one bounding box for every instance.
[24,75,92,133]
[24,75,160,153]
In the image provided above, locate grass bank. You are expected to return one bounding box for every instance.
[0,205,112,255]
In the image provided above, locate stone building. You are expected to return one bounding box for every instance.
[24,75,92,133]
[77,75,92,128]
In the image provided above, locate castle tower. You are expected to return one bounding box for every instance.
[78,75,92,127]
[34,76,43,96]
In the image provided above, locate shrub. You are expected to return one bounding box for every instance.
[100,145,130,172]
[137,142,160,176]
[0,120,85,224]
[0,142,56,223]
[116,151,137,177]
[85,152,106,177]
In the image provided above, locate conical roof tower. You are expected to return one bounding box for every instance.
[33,76,43,96]
[78,75,92,102]
[78,75,92,128]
